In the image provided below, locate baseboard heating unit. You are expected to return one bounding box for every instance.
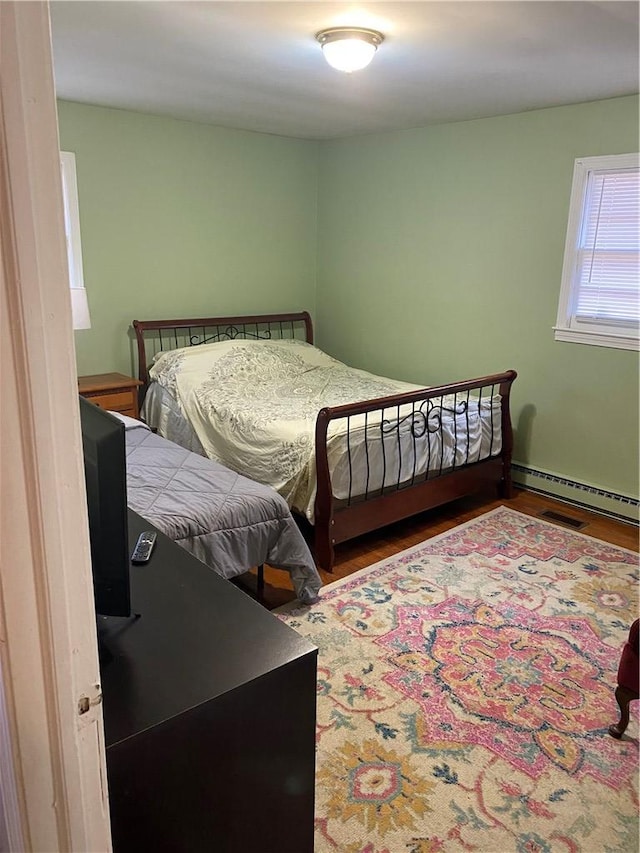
[513,463,639,525]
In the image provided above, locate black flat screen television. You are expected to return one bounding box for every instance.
[79,396,131,617]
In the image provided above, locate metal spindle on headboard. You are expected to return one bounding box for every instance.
[132,311,313,389]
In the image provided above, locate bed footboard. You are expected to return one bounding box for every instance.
[313,370,517,571]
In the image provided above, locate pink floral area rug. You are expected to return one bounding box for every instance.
[276,506,639,853]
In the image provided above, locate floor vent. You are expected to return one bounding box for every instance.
[539,510,588,530]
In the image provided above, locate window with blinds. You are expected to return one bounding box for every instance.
[555,152,639,351]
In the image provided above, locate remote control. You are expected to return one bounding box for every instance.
[131,531,157,564]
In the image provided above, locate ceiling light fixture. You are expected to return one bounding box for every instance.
[316,27,384,73]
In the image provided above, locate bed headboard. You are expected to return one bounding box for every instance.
[132,310,314,387]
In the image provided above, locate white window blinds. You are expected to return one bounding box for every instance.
[576,167,639,324]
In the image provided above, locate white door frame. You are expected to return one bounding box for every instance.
[0,3,112,850]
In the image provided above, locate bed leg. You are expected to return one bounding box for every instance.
[499,455,513,499]
[499,477,513,499]
[314,526,335,573]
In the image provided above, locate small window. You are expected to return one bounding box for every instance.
[60,151,84,289]
[60,151,91,329]
[555,152,639,351]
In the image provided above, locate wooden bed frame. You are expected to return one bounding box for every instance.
[133,311,517,571]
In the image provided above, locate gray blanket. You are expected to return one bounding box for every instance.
[123,420,321,604]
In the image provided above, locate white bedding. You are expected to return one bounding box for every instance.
[142,339,503,521]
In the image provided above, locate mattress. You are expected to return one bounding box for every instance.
[141,338,503,521]
[119,416,321,604]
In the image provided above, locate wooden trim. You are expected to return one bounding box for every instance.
[0,3,112,850]
[331,460,504,544]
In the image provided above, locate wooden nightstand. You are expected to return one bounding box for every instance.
[78,372,143,419]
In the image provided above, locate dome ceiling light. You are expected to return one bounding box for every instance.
[316,27,384,73]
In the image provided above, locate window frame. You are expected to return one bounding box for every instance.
[554,152,639,352]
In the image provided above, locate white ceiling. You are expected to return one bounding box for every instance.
[50,1,639,140]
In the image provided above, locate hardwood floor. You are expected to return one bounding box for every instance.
[240,488,639,610]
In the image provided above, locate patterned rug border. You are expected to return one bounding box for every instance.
[318,505,639,597]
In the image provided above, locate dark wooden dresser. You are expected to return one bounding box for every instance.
[98,511,317,853]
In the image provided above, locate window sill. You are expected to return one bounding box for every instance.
[553,326,639,351]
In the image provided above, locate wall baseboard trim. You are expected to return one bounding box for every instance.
[512,463,639,524]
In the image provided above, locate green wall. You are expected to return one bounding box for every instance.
[315,95,639,502]
[57,101,318,376]
[59,96,639,503]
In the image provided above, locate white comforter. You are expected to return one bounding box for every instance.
[145,339,502,521]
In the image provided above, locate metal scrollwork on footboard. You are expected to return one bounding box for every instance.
[376,396,475,492]
[313,369,517,572]
[381,398,468,439]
